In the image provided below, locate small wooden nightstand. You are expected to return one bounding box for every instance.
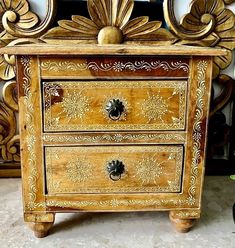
[0,43,225,237]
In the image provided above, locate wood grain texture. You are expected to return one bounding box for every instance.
[15,51,215,236]
[1,44,227,56]
[45,145,184,194]
[169,211,197,233]
[27,220,54,238]
[43,80,187,132]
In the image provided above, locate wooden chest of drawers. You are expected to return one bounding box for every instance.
[4,44,225,237]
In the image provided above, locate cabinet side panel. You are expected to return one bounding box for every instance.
[183,57,213,208]
[18,56,46,213]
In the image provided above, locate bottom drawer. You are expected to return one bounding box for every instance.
[45,145,184,194]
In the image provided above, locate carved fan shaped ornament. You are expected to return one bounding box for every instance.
[42,0,175,44]
[42,0,235,78]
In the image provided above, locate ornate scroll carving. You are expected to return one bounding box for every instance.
[0,0,56,172]
[1,0,56,39]
[164,0,235,78]
[42,0,176,44]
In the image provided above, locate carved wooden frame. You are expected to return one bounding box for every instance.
[0,0,234,177]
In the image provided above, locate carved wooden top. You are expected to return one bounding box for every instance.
[1,44,227,56]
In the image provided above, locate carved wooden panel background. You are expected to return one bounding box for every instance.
[0,0,234,177]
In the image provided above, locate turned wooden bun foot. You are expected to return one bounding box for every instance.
[27,222,54,238]
[169,212,196,233]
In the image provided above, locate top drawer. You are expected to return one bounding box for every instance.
[40,56,190,79]
[42,80,187,132]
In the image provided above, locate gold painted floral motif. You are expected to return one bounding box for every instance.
[61,90,91,121]
[141,91,172,123]
[66,157,92,183]
[135,154,176,185]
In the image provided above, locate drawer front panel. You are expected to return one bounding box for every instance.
[45,145,184,194]
[43,80,187,132]
[40,56,190,79]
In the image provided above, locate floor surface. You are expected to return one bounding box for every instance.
[0,177,235,248]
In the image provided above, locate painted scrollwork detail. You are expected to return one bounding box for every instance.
[188,60,208,203]
[164,0,235,78]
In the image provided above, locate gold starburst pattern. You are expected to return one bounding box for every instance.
[66,157,92,183]
[135,156,165,185]
[61,90,90,121]
[141,93,169,123]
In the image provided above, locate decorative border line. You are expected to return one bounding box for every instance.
[41,60,189,73]
[22,56,45,210]
[188,60,208,204]
[46,197,196,209]
[42,133,186,143]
